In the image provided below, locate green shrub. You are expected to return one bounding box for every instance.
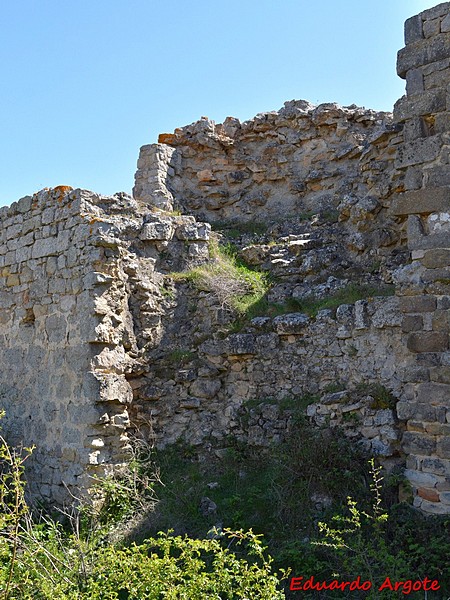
[171,240,270,316]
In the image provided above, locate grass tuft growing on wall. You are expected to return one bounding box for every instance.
[171,241,271,315]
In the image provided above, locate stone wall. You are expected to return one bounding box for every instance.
[390,2,450,514]
[133,102,403,224]
[0,187,211,504]
[0,3,449,514]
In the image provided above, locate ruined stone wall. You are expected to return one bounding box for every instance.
[129,292,407,461]
[389,2,450,514]
[133,102,403,225]
[0,186,212,504]
[1,3,449,514]
[0,188,114,503]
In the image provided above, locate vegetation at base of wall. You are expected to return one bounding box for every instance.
[0,418,286,599]
[1,407,450,599]
[171,240,271,316]
[148,399,450,599]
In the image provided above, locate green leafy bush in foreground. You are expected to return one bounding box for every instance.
[0,418,286,599]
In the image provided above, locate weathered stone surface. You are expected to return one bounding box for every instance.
[393,89,446,122]
[402,432,436,455]
[273,313,309,335]
[416,381,450,404]
[397,34,450,78]
[391,188,450,216]
[394,136,442,168]
[400,295,437,312]
[407,332,449,352]
[405,15,423,45]
[1,2,450,515]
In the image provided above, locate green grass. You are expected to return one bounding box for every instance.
[284,283,395,317]
[228,282,395,332]
[211,220,269,238]
[167,349,196,364]
[171,241,271,316]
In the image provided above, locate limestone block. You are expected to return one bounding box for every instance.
[402,315,424,332]
[175,222,211,241]
[392,187,450,216]
[442,13,450,32]
[422,248,450,268]
[393,89,446,122]
[273,313,309,335]
[400,295,437,312]
[141,221,174,241]
[422,3,450,21]
[394,136,441,169]
[405,14,423,45]
[226,334,257,355]
[418,486,440,502]
[397,34,450,78]
[402,432,436,455]
[371,298,402,328]
[437,436,450,458]
[189,378,221,399]
[422,456,450,475]
[416,381,450,404]
[406,69,424,95]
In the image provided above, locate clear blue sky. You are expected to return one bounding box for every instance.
[0,0,440,206]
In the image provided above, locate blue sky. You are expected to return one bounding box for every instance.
[0,0,440,206]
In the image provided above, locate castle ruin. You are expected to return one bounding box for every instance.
[1,3,450,514]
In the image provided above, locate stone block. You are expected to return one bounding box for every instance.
[421,3,450,21]
[402,314,423,332]
[189,378,221,399]
[406,69,424,95]
[418,486,440,501]
[397,34,450,78]
[423,18,441,39]
[400,294,436,312]
[176,222,211,241]
[407,331,448,352]
[434,111,450,132]
[405,14,423,45]
[442,13,450,32]
[422,456,450,475]
[440,491,450,504]
[416,381,450,404]
[404,468,441,487]
[424,66,450,89]
[393,89,446,123]
[141,221,173,241]
[420,499,450,514]
[391,187,450,216]
[424,166,450,188]
[273,313,309,335]
[226,334,257,355]
[394,136,441,168]
[421,267,450,283]
[402,431,436,455]
[432,310,450,332]
[437,436,450,458]
[422,248,450,268]
[404,166,423,190]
